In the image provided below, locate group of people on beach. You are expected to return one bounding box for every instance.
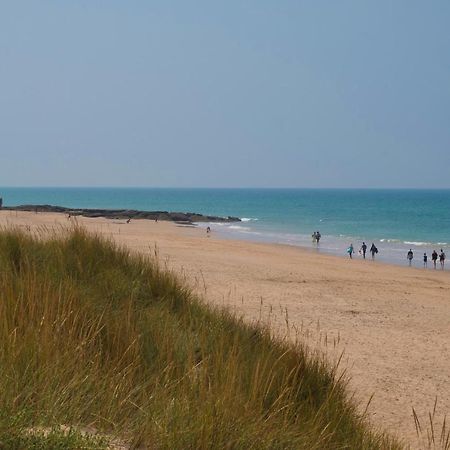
[314,230,449,271]
[346,242,378,260]
[409,249,446,269]
[345,242,446,269]
[311,231,321,244]
[313,232,380,261]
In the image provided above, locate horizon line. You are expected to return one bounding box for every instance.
[1,186,450,191]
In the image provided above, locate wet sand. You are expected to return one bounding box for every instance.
[1,210,449,447]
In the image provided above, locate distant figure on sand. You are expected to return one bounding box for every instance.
[439,249,446,269]
[360,242,367,259]
[312,231,321,244]
[432,250,438,269]
[423,253,428,268]
[407,249,414,266]
[206,226,211,237]
[347,244,354,259]
[370,243,378,260]
[126,218,131,224]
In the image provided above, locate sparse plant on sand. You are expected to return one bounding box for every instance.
[413,398,450,450]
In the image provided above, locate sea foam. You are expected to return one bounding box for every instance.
[229,225,252,231]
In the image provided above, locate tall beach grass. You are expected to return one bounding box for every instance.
[0,226,402,449]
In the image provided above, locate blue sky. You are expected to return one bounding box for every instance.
[0,1,449,188]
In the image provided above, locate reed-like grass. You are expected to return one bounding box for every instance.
[0,227,402,449]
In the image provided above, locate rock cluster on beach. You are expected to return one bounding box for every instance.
[3,204,241,224]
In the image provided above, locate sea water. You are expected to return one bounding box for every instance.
[1,187,449,269]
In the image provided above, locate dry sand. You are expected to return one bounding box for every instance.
[1,210,449,447]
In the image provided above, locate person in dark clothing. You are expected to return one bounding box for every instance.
[431,250,438,269]
[407,249,414,266]
[423,253,428,268]
[439,249,446,270]
[360,242,367,259]
[370,243,378,260]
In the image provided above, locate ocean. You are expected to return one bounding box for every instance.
[1,187,449,269]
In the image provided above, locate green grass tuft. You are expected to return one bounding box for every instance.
[0,226,402,449]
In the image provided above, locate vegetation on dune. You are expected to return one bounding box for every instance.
[0,227,402,449]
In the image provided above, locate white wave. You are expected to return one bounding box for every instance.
[240,217,258,222]
[378,239,447,247]
[229,225,252,231]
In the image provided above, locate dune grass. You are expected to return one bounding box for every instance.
[0,226,402,449]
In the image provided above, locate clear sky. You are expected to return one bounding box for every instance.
[0,1,449,188]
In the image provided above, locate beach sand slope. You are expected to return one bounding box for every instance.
[1,211,449,447]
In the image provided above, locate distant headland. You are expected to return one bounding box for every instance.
[2,204,241,224]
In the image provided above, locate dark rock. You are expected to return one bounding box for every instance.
[3,205,241,223]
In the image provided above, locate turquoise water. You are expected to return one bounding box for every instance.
[1,188,449,268]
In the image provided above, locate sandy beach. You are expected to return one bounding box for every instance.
[1,210,449,447]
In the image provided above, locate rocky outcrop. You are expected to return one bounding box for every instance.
[4,204,241,223]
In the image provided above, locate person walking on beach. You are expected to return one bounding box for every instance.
[407,249,414,266]
[439,249,446,269]
[316,231,321,244]
[360,242,367,259]
[312,231,317,243]
[347,244,354,259]
[206,226,211,237]
[432,250,438,269]
[370,243,378,260]
[423,253,428,268]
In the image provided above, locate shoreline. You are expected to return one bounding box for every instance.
[200,221,450,273]
[1,193,448,271]
[4,202,448,273]
[1,210,449,447]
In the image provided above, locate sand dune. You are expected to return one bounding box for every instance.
[1,210,449,447]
